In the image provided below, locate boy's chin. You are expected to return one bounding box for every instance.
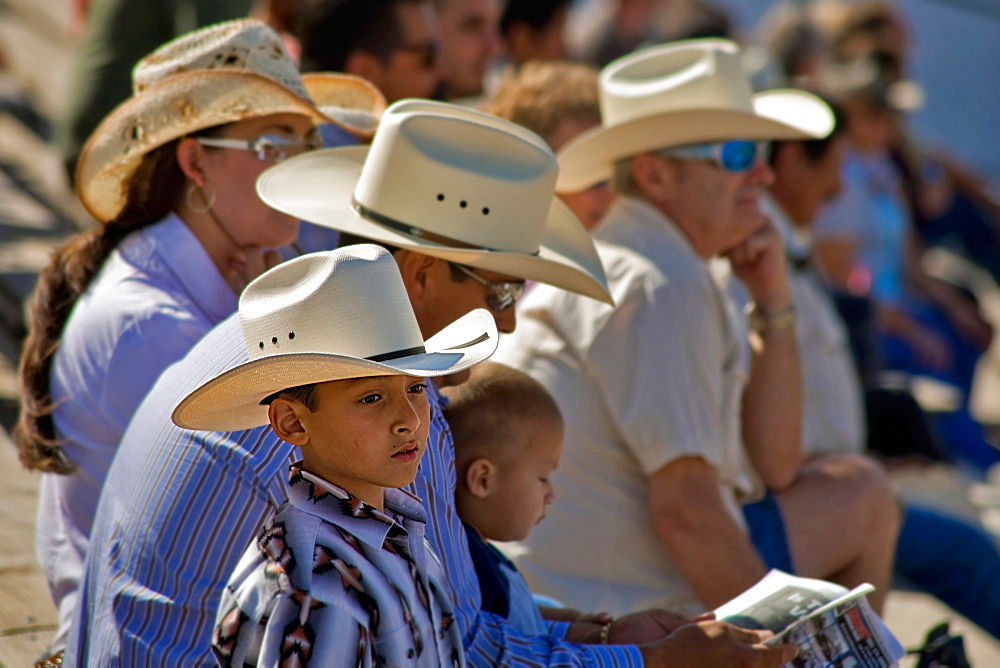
[384,468,421,490]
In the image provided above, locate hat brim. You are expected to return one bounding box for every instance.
[257,147,615,304]
[555,89,835,192]
[77,70,345,223]
[302,73,386,139]
[172,308,497,432]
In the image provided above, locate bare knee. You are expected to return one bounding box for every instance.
[809,454,901,532]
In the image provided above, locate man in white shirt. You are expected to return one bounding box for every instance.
[495,39,900,617]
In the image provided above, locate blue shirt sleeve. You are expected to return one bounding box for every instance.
[407,385,645,667]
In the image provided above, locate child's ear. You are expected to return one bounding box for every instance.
[268,398,310,447]
[464,457,496,499]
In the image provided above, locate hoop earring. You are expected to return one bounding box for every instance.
[186,183,216,214]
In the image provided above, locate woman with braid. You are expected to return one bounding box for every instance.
[15,19,379,658]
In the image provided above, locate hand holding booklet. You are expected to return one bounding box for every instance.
[714,570,906,667]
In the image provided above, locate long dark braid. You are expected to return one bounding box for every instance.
[15,140,187,472]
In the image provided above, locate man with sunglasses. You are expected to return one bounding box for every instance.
[495,39,900,618]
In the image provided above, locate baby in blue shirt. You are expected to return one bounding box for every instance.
[443,362,612,636]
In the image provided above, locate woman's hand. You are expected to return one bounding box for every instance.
[224,246,283,294]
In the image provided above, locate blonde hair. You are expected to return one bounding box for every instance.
[482,60,600,149]
[442,362,562,465]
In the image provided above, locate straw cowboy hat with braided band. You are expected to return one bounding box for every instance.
[76,18,386,224]
[172,244,498,432]
[256,99,614,305]
[555,38,836,193]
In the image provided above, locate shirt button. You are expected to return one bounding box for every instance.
[407,648,415,658]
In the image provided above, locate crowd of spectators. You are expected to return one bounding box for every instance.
[10,0,1000,665]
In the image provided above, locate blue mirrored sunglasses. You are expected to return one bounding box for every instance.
[660,140,770,172]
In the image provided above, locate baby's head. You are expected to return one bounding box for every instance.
[265,375,431,504]
[442,362,564,543]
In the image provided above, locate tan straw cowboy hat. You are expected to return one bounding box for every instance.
[556,38,835,192]
[76,18,385,224]
[256,99,614,305]
[172,244,498,432]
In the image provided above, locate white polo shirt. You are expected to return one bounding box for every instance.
[495,196,759,615]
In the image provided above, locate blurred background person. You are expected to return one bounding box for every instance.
[433,0,503,101]
[757,0,1000,296]
[297,0,443,103]
[482,60,614,230]
[754,0,833,86]
[575,0,667,67]
[809,53,998,475]
[499,0,571,66]
[57,0,253,183]
[661,0,735,41]
[736,103,1000,641]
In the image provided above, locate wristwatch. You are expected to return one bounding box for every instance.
[745,303,796,337]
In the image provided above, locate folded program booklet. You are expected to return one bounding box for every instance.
[714,569,906,667]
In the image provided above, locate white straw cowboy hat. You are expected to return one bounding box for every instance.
[256,99,614,305]
[76,18,386,224]
[556,38,836,192]
[172,244,498,432]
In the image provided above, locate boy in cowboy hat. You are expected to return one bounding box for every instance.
[173,244,497,665]
[74,98,796,666]
[496,38,900,618]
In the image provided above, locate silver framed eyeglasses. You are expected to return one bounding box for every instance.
[196,133,323,162]
[451,263,525,312]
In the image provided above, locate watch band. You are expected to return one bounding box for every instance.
[746,303,796,337]
[599,620,614,644]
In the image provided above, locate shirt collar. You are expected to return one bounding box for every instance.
[760,194,811,266]
[287,463,427,552]
[156,212,238,322]
[597,195,699,257]
[427,378,448,409]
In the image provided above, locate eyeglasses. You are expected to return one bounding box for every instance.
[196,133,323,162]
[450,263,525,312]
[393,41,440,70]
[659,140,770,172]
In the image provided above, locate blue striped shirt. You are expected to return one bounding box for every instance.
[67,313,643,666]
